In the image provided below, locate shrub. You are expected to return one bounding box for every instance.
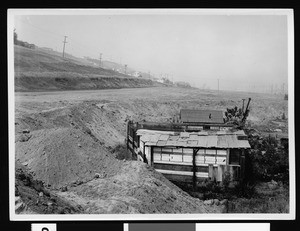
[232,181,256,198]
[222,171,231,189]
[246,134,289,183]
[111,143,135,160]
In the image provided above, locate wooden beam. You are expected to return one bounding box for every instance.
[126,121,130,150]
[192,148,200,191]
[150,146,154,165]
[136,121,234,131]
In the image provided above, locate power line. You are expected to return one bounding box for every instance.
[15,18,103,60]
[124,64,127,75]
[99,53,103,68]
[15,18,64,40]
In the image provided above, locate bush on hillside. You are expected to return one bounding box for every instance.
[245,134,289,183]
[111,143,136,160]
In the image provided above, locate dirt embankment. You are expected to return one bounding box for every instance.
[15,163,83,214]
[15,93,227,214]
[57,161,223,214]
[15,75,161,92]
[15,103,124,189]
[14,45,162,92]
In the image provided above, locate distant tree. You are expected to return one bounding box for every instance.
[162,77,173,85]
[175,81,191,88]
[224,106,244,126]
[14,28,18,44]
[225,98,251,129]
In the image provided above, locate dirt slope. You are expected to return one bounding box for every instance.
[57,161,222,214]
[15,101,126,189]
[15,164,83,214]
[14,45,162,92]
[15,95,226,213]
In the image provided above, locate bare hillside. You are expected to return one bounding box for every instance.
[14,45,162,92]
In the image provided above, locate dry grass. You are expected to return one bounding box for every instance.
[228,182,289,213]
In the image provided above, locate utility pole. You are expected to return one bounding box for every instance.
[217,79,220,93]
[124,64,127,75]
[62,36,68,58]
[99,53,102,68]
[242,99,245,113]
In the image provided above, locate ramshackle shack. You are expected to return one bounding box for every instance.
[127,109,251,185]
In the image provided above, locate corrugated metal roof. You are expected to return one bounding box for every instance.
[197,135,208,147]
[226,135,239,148]
[217,135,229,148]
[169,135,179,141]
[180,132,190,138]
[206,135,218,147]
[198,131,209,136]
[157,140,167,146]
[145,141,158,146]
[158,134,169,141]
[149,134,160,143]
[166,140,179,146]
[189,134,199,140]
[180,109,224,123]
[137,129,250,149]
[237,140,251,148]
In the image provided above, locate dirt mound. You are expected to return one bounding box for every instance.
[15,164,83,214]
[57,161,224,214]
[16,127,123,189]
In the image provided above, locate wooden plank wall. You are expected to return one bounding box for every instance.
[126,122,244,185]
[152,147,243,186]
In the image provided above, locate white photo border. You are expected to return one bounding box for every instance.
[8,8,295,221]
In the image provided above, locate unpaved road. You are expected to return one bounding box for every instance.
[14,86,288,214]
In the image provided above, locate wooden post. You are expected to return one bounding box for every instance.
[126,121,130,150]
[209,164,214,180]
[150,146,154,165]
[192,148,199,191]
[192,148,196,191]
[240,149,245,181]
[217,165,223,182]
[226,148,230,165]
[132,123,135,152]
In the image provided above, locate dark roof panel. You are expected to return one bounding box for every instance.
[180,109,224,124]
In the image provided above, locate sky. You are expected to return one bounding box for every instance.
[14,11,289,92]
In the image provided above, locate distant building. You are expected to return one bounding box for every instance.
[132,71,142,77]
[180,109,225,124]
[26,43,36,49]
[40,47,53,51]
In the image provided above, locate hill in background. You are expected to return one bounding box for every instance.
[14,45,162,92]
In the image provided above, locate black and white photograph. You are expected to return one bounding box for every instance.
[8,9,295,220]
